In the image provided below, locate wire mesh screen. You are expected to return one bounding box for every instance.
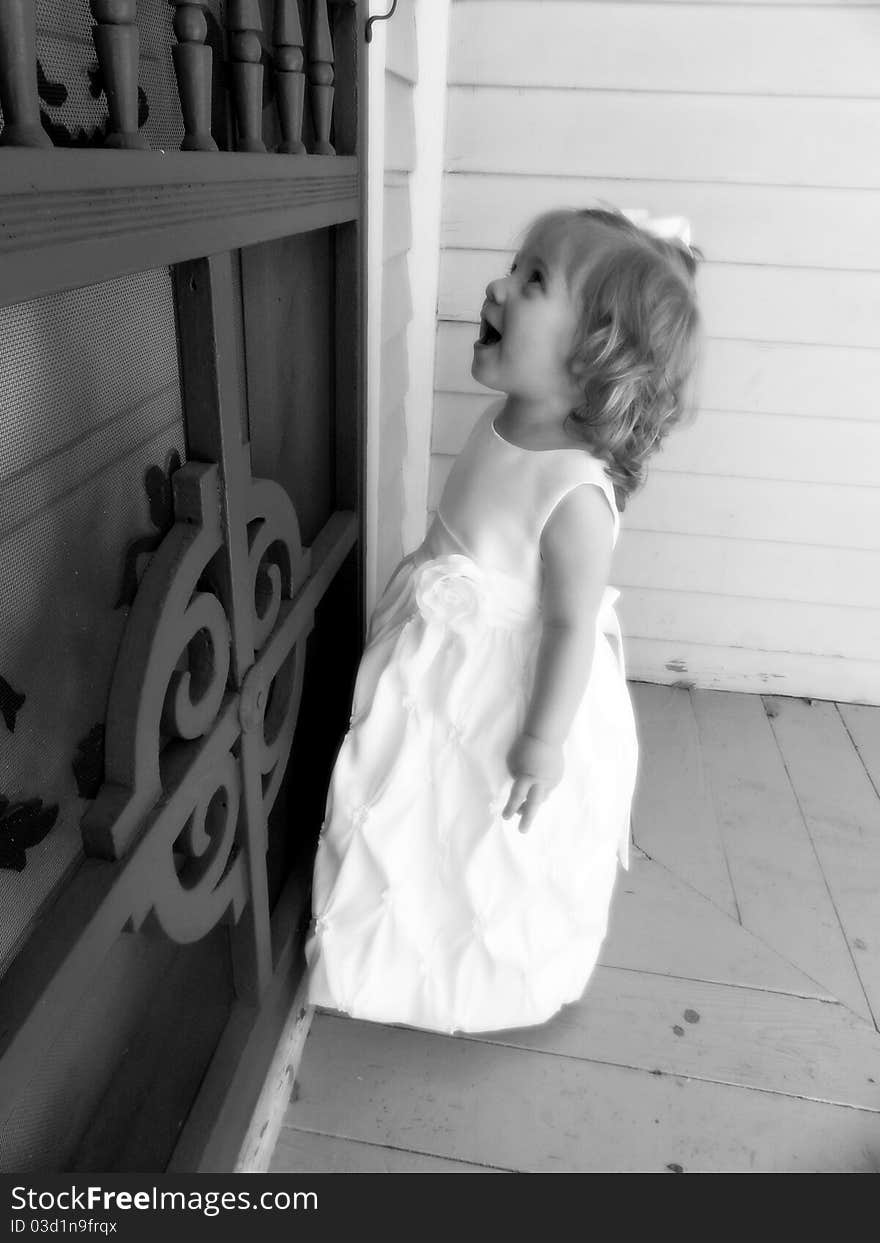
[0,0,227,150]
[0,267,186,979]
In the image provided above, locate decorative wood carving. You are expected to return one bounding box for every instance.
[308,0,335,155]
[129,744,249,944]
[170,1,218,151]
[77,447,322,936]
[273,0,306,155]
[241,474,310,831]
[226,0,267,153]
[81,462,232,861]
[0,0,52,148]
[90,0,149,149]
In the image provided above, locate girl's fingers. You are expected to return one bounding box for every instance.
[517,784,546,834]
[502,777,531,819]
[503,777,550,830]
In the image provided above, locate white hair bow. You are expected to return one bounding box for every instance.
[621,209,693,249]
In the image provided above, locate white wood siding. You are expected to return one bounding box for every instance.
[376,2,418,593]
[434,0,880,704]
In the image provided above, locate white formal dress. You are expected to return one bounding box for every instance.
[304,399,639,1034]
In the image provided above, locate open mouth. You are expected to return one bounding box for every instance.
[477,316,502,346]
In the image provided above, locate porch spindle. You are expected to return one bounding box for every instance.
[90,0,149,148]
[226,0,267,153]
[273,0,306,154]
[170,1,218,150]
[308,0,335,155]
[0,0,52,147]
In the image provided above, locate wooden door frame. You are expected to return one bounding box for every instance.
[363,0,450,612]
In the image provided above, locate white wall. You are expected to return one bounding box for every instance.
[431,0,880,705]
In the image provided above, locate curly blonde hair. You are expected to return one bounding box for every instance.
[522,207,702,512]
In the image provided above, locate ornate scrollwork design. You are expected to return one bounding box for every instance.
[81,462,232,861]
[161,587,230,740]
[240,476,310,829]
[80,450,313,950]
[128,748,247,943]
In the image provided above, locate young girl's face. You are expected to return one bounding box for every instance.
[471,220,609,413]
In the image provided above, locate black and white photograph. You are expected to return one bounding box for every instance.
[1,0,879,1192]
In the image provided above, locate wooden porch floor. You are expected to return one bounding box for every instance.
[269,684,880,1173]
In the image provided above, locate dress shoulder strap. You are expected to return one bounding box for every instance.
[540,452,621,550]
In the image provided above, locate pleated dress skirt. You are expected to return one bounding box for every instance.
[304,545,638,1035]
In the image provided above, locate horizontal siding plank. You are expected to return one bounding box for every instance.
[626,642,880,705]
[430,455,880,550]
[702,266,880,349]
[613,532,880,613]
[442,174,880,272]
[465,964,880,1110]
[285,1009,880,1171]
[438,249,880,349]
[767,696,880,1026]
[385,74,416,174]
[446,88,880,189]
[691,688,873,1022]
[383,183,412,263]
[431,391,487,453]
[386,0,418,84]
[435,323,880,421]
[433,392,880,487]
[450,3,880,97]
[622,473,880,551]
[381,252,413,344]
[650,409,880,487]
[620,592,879,674]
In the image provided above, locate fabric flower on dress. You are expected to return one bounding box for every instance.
[413,555,486,634]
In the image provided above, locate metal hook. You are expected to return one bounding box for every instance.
[366,0,398,43]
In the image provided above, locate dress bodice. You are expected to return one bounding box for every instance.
[427,398,620,592]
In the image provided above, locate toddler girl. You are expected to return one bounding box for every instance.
[304,206,701,1035]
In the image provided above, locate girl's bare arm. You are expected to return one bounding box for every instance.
[503,484,613,830]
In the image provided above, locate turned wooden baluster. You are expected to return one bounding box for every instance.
[169,1,217,150]
[273,0,305,154]
[0,0,52,147]
[308,0,334,155]
[90,0,149,148]
[226,0,267,153]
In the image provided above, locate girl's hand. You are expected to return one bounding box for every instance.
[503,733,564,834]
